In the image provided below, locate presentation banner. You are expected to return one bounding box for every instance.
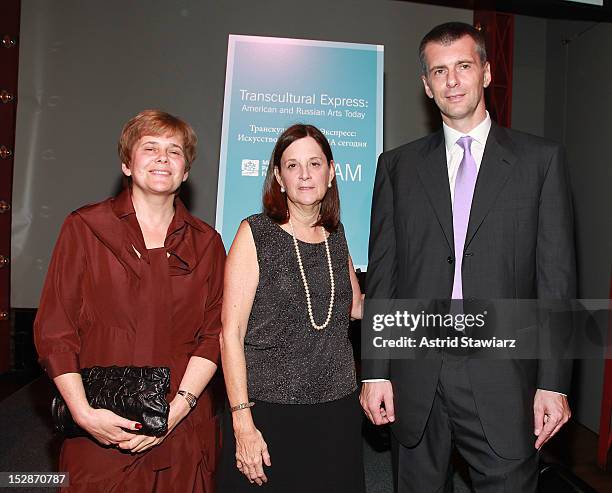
[216,35,383,270]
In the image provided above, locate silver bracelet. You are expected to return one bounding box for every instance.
[230,401,255,413]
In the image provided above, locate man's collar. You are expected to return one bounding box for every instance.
[443,111,492,153]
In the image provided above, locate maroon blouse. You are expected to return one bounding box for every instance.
[34,189,225,491]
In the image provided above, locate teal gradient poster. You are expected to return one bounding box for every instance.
[216,35,384,270]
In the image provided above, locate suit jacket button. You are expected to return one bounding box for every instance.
[447,256,454,264]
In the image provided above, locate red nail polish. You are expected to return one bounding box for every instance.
[135,423,142,430]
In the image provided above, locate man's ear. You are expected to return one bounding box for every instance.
[483,61,492,88]
[421,75,434,99]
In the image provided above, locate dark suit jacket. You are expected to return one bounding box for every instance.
[363,122,576,459]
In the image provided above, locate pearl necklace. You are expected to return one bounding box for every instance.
[288,219,335,330]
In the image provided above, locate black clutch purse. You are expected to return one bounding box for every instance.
[51,366,171,438]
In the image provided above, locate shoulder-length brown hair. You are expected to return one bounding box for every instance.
[262,124,340,232]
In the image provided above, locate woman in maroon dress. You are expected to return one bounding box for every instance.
[34,110,224,492]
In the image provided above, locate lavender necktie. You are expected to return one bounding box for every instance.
[451,136,478,299]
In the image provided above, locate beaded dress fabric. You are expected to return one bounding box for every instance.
[244,213,356,404]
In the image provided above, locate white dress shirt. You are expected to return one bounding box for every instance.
[444,111,491,206]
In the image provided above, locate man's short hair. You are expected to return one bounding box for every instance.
[419,22,487,75]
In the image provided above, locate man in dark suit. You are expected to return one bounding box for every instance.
[360,22,575,492]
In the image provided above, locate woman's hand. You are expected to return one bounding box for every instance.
[53,372,141,447]
[117,432,163,454]
[75,407,141,446]
[116,394,191,453]
[234,425,271,486]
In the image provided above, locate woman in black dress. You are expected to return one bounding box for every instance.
[219,124,365,492]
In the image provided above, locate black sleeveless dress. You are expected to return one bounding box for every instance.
[218,214,365,493]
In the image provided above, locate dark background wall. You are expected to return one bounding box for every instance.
[512,15,548,137]
[513,14,612,433]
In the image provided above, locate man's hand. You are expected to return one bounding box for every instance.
[360,381,395,425]
[533,389,571,449]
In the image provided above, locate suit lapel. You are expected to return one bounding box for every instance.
[416,131,454,252]
[465,123,517,249]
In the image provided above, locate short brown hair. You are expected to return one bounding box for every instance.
[118,109,197,170]
[263,124,340,232]
[419,22,487,75]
